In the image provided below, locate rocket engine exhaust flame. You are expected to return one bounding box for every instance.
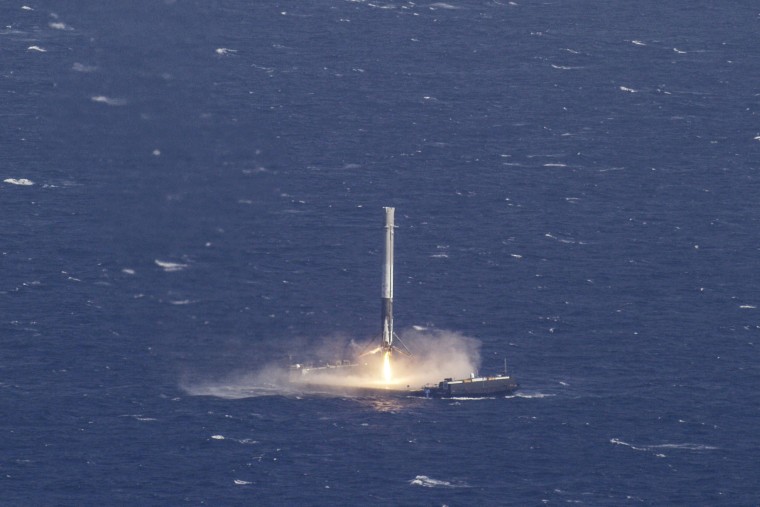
[382,350,392,383]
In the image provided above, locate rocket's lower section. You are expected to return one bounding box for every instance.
[381,297,393,350]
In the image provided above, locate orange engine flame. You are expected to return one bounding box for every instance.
[382,350,392,383]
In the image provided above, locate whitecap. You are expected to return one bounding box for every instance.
[211,434,225,440]
[545,233,575,244]
[648,443,718,451]
[544,163,567,167]
[169,299,194,305]
[91,96,127,106]
[27,46,47,52]
[508,392,555,399]
[429,2,461,9]
[234,479,251,485]
[155,259,188,272]
[619,86,638,93]
[49,22,72,30]
[611,438,717,453]
[121,414,157,422]
[122,268,136,275]
[22,5,34,11]
[410,475,460,488]
[610,438,646,451]
[739,305,755,309]
[510,254,522,259]
[631,40,646,46]
[215,48,237,56]
[4,178,34,186]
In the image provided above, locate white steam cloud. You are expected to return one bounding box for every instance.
[182,329,482,399]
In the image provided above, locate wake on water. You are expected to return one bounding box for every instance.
[610,438,718,458]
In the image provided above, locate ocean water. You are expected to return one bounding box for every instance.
[3,1,760,504]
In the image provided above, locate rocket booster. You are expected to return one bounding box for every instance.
[381,207,395,351]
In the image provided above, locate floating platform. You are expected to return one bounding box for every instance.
[411,374,519,398]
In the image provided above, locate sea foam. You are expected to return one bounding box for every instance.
[410,475,468,488]
[4,178,34,186]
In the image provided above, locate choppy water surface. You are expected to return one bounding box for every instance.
[3,1,760,504]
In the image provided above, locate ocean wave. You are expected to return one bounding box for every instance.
[647,443,718,451]
[429,3,462,10]
[155,259,188,272]
[507,392,555,399]
[91,96,127,106]
[169,299,195,305]
[545,233,577,244]
[120,414,157,422]
[49,21,73,31]
[210,434,259,446]
[410,475,468,488]
[4,178,34,186]
[611,438,717,454]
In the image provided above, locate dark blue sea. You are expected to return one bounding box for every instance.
[4,1,760,504]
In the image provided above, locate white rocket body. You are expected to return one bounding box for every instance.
[381,207,395,351]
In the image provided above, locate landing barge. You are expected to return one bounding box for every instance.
[413,373,518,398]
